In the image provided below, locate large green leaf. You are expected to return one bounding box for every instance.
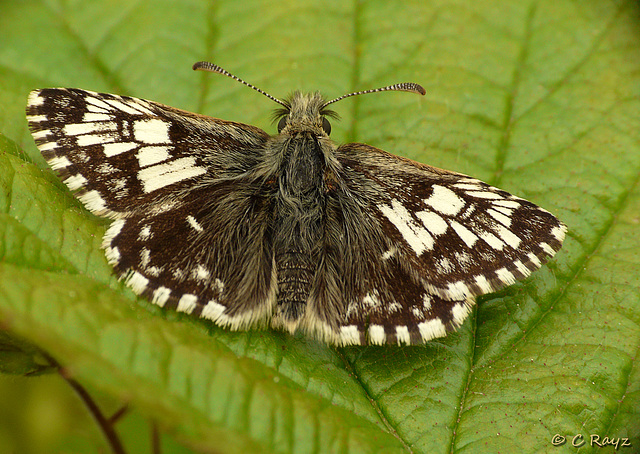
[1,0,639,453]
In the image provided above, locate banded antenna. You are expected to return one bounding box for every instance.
[193,61,426,108]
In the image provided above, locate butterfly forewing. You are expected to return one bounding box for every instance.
[27,88,269,216]
[337,143,566,300]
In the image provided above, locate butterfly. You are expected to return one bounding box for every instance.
[26,61,566,345]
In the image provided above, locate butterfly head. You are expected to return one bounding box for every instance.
[274,92,338,136]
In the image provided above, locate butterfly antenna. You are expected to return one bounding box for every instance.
[193,61,289,108]
[322,82,426,107]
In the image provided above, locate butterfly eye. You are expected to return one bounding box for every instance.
[277,116,287,133]
[322,117,331,135]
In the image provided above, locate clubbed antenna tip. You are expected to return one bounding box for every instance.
[322,82,426,107]
[193,61,288,108]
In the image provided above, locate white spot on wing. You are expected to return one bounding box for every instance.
[368,325,386,344]
[453,183,481,190]
[487,208,512,227]
[540,242,555,256]
[77,134,116,146]
[363,292,382,309]
[455,251,473,266]
[33,129,51,140]
[146,266,162,277]
[83,112,112,122]
[27,115,47,123]
[140,248,151,268]
[527,252,542,268]
[422,294,432,311]
[138,157,206,193]
[133,118,170,143]
[177,294,197,314]
[63,121,117,136]
[138,225,152,241]
[28,91,45,106]
[460,205,476,219]
[148,200,180,215]
[493,224,521,249]
[466,191,503,200]
[49,156,72,170]
[451,302,470,325]
[152,287,171,307]
[63,174,87,190]
[551,225,566,242]
[103,142,137,157]
[423,185,465,216]
[416,210,448,236]
[339,325,361,345]
[512,260,530,277]
[493,200,521,209]
[192,264,209,282]
[127,271,149,294]
[105,98,147,115]
[435,257,454,273]
[78,190,107,213]
[103,219,125,244]
[478,230,505,250]
[85,96,112,111]
[172,268,186,281]
[388,301,402,313]
[86,103,108,113]
[105,246,120,264]
[379,199,433,255]
[131,99,155,115]
[492,206,514,217]
[40,141,60,152]
[449,220,478,248]
[186,215,203,232]
[418,318,447,341]
[474,275,492,293]
[395,326,411,345]
[201,300,226,321]
[495,267,516,285]
[447,281,470,299]
[136,146,171,167]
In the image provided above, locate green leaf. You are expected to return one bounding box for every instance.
[1,1,640,453]
[0,330,54,376]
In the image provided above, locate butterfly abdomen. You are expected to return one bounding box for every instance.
[274,248,315,325]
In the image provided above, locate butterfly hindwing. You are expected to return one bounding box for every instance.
[338,256,473,345]
[103,181,277,329]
